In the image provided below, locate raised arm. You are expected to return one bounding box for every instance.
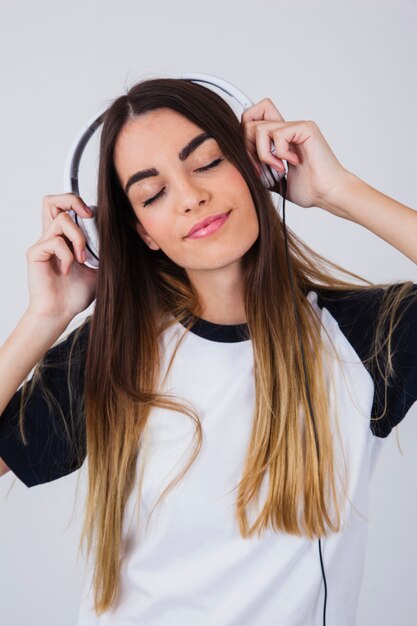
[0,192,97,484]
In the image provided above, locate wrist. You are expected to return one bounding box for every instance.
[22,309,73,339]
[317,170,364,220]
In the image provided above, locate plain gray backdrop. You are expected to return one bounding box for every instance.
[0,1,416,624]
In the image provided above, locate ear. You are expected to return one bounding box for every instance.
[135,221,160,251]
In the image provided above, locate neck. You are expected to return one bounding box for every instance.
[186,262,246,325]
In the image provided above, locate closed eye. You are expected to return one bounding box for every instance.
[196,157,224,173]
[142,158,224,207]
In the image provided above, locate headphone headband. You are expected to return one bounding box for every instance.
[63,72,283,195]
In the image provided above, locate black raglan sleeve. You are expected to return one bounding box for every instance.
[0,320,89,487]
[315,283,417,438]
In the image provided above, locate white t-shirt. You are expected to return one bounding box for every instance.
[1,285,416,625]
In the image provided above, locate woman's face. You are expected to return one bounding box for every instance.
[113,107,260,274]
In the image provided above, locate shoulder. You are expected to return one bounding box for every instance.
[312,282,417,359]
[0,318,91,487]
[310,282,417,437]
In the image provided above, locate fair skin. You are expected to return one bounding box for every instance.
[113,102,417,328]
[241,99,417,265]
[113,108,259,324]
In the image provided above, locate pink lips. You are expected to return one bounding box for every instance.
[186,211,231,239]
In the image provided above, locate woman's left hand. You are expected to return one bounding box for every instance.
[241,98,351,215]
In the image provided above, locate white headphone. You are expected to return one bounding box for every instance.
[63,72,286,269]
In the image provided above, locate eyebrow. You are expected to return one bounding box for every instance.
[124,131,212,194]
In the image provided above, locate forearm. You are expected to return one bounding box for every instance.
[318,170,417,265]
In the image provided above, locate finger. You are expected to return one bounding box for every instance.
[241,120,272,165]
[243,118,306,145]
[270,122,315,165]
[253,126,288,172]
[241,97,285,124]
[242,119,287,156]
[257,121,312,168]
[42,193,92,233]
[27,235,75,276]
[40,210,87,264]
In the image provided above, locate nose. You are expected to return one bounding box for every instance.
[174,170,211,212]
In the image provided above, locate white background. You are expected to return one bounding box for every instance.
[0,1,416,624]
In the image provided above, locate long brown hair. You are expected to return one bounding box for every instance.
[17,77,417,615]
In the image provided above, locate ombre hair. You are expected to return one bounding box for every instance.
[17,77,417,616]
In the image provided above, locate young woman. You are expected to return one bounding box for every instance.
[0,78,416,626]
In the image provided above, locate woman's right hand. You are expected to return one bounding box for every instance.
[25,193,99,321]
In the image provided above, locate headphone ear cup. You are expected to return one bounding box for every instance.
[68,206,100,268]
[83,205,99,268]
[259,163,286,190]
